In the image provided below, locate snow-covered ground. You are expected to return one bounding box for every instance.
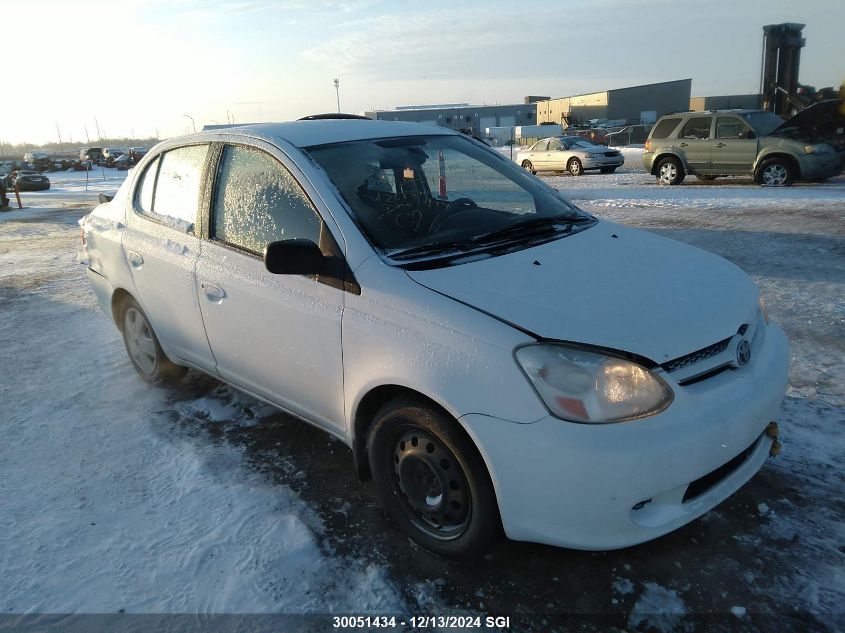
[1,165,844,632]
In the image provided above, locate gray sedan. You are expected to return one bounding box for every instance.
[517,136,624,176]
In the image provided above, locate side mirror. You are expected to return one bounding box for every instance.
[263,239,324,275]
[98,193,113,204]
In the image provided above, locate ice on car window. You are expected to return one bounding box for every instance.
[152,145,208,227]
[212,145,321,254]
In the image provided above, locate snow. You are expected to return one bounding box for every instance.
[628,582,687,632]
[0,172,402,614]
[731,606,747,618]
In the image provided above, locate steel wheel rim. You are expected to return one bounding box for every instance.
[124,307,157,374]
[762,164,787,185]
[391,428,471,540]
[659,162,677,184]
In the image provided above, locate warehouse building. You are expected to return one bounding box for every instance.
[364,103,537,137]
[536,79,692,126]
[690,94,762,111]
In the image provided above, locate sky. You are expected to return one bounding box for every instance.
[2,0,843,146]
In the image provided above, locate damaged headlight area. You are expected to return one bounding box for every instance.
[803,143,833,154]
[515,344,673,423]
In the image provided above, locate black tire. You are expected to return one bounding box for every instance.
[756,157,793,186]
[656,156,685,185]
[696,175,716,181]
[117,296,187,385]
[367,396,502,559]
[600,167,617,174]
[521,160,535,174]
[567,157,583,176]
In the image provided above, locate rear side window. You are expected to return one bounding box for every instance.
[651,117,681,139]
[547,139,562,151]
[134,145,208,232]
[534,140,549,151]
[679,117,713,140]
[212,145,322,254]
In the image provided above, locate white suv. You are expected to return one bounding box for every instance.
[80,118,788,558]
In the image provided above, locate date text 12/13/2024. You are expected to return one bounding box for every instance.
[333,615,512,629]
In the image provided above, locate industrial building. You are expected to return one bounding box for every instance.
[535,79,692,127]
[690,94,762,112]
[363,103,536,137]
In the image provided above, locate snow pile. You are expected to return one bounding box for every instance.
[628,582,687,632]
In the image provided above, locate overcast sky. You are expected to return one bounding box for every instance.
[3,0,843,146]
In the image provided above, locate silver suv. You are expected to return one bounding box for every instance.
[643,105,842,186]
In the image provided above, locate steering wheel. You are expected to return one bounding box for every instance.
[429,197,478,233]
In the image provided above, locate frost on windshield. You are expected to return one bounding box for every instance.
[212,146,321,254]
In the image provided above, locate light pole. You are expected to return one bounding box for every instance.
[183,114,196,133]
[226,110,233,124]
[333,78,340,113]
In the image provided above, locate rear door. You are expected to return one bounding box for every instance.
[674,116,714,173]
[711,116,758,174]
[195,141,346,434]
[121,144,217,370]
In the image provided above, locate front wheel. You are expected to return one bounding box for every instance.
[521,160,535,174]
[368,397,502,559]
[757,158,793,186]
[567,158,583,176]
[656,156,685,185]
[118,296,187,385]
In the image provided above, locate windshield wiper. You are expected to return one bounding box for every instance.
[467,214,590,245]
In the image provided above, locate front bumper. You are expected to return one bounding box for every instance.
[797,152,842,180]
[583,154,624,170]
[460,323,789,550]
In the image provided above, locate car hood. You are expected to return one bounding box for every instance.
[406,221,759,363]
[770,99,844,135]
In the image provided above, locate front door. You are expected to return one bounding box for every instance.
[710,116,759,175]
[122,144,216,370]
[674,116,714,173]
[195,143,345,433]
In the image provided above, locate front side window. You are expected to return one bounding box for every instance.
[212,145,321,254]
[716,117,752,139]
[305,135,592,260]
[680,117,712,140]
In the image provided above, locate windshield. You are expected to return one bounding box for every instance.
[563,139,597,149]
[741,112,784,135]
[305,135,591,260]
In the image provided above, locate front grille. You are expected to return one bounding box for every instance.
[682,439,757,503]
[661,336,732,373]
[604,151,620,157]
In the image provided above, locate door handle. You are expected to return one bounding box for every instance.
[679,142,688,147]
[127,250,144,268]
[715,142,726,148]
[201,282,226,303]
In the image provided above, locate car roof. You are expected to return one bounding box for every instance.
[194,119,458,148]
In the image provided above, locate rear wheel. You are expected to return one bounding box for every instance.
[521,160,535,174]
[656,156,685,185]
[757,158,793,186]
[118,296,187,385]
[567,158,583,176]
[368,396,502,559]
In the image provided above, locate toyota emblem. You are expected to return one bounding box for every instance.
[736,339,752,366]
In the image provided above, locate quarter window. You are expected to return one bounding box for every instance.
[212,145,322,254]
[135,155,159,214]
[650,117,681,139]
[679,117,713,140]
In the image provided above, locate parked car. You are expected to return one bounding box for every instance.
[102,148,126,167]
[517,136,624,175]
[80,147,104,163]
[23,152,52,172]
[9,169,50,191]
[643,102,842,185]
[113,154,133,171]
[80,119,788,558]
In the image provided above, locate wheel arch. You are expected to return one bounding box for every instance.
[351,384,482,483]
[110,287,135,331]
[650,151,684,176]
[754,152,801,180]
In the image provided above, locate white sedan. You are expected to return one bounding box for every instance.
[517,135,624,175]
[80,118,787,559]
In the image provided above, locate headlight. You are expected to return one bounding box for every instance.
[804,144,832,154]
[515,344,673,423]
